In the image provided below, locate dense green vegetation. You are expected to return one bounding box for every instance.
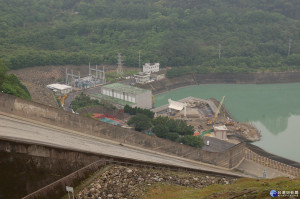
[0,0,299,71]
[124,104,155,119]
[127,114,203,148]
[71,93,101,111]
[127,114,152,132]
[71,93,117,112]
[0,60,31,100]
[152,116,203,148]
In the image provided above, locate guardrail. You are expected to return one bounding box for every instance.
[245,148,300,178]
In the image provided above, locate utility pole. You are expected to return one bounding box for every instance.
[65,67,68,85]
[288,39,292,56]
[218,44,221,59]
[138,50,141,71]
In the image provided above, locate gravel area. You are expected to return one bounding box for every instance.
[76,165,237,199]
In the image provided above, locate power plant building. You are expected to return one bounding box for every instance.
[47,84,72,95]
[100,83,152,109]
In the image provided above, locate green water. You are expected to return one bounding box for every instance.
[155,83,300,162]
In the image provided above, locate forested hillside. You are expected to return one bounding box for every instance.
[0,0,299,71]
[0,60,31,100]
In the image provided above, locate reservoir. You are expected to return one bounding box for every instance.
[155,83,300,163]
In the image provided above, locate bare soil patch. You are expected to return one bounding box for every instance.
[10,65,119,107]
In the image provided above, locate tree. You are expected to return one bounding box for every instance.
[180,135,204,148]
[124,104,154,119]
[166,132,179,141]
[0,60,8,85]
[0,59,31,100]
[127,114,151,131]
[71,93,101,111]
[166,119,177,132]
[152,124,169,138]
[1,0,299,70]
[152,116,169,126]
[175,120,194,136]
[124,104,132,114]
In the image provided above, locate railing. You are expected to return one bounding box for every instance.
[245,148,300,178]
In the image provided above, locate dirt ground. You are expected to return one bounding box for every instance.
[10,64,120,107]
[165,98,261,143]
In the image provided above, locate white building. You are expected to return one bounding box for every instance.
[151,70,166,81]
[143,63,160,73]
[100,83,152,109]
[212,125,228,140]
[134,72,151,84]
[47,84,72,95]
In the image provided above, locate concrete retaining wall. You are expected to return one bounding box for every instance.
[0,140,241,199]
[0,140,101,199]
[22,160,107,199]
[140,71,300,94]
[0,93,245,169]
[245,148,300,178]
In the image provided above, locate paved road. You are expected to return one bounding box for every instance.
[0,114,248,177]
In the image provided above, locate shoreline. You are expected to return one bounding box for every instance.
[139,71,300,95]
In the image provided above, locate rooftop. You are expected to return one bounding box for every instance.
[202,136,235,152]
[168,99,187,111]
[47,84,72,90]
[213,125,228,131]
[102,83,150,95]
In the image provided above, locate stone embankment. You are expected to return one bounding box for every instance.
[76,166,237,199]
[139,71,300,95]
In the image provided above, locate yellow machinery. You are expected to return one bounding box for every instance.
[61,94,67,107]
[225,121,236,126]
[152,95,155,106]
[207,96,225,125]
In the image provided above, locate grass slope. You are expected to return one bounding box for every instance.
[143,178,300,199]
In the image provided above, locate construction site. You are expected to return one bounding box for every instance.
[152,96,261,143]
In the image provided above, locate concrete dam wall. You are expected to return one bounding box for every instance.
[1,92,299,190]
[0,93,245,169]
[0,140,101,199]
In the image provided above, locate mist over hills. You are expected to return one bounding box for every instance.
[0,0,299,70]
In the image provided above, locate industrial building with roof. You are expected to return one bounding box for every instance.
[96,83,152,109]
[46,84,72,95]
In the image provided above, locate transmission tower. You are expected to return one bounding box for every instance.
[117,53,123,75]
